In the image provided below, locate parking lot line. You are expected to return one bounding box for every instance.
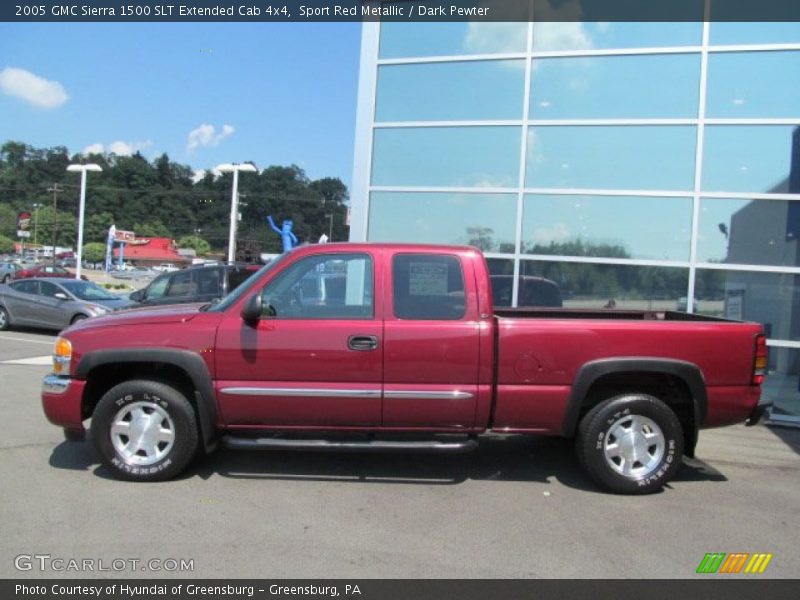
[0,356,52,365]
[0,335,56,346]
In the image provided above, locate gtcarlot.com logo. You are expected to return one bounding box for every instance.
[696,552,773,574]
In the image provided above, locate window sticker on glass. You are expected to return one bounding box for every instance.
[409,262,448,296]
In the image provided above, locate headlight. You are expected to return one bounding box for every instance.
[53,337,72,376]
[86,303,110,315]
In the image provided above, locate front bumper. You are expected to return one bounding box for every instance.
[745,400,773,427]
[41,375,86,432]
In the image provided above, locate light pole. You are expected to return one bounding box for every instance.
[216,163,257,263]
[67,163,102,279]
[32,203,41,247]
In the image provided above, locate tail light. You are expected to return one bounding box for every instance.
[752,334,768,385]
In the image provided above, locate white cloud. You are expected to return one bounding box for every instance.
[186,123,235,153]
[532,223,571,245]
[533,22,594,52]
[81,140,152,156]
[0,67,69,109]
[464,23,528,55]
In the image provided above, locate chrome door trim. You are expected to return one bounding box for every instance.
[220,387,382,399]
[384,390,474,401]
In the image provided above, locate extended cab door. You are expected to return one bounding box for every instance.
[214,251,383,427]
[382,252,480,428]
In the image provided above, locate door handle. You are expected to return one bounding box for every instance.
[348,335,379,351]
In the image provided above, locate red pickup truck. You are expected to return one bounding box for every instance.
[42,243,770,494]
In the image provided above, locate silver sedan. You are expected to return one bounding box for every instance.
[0,277,132,331]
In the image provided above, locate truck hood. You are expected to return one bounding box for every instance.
[67,303,205,331]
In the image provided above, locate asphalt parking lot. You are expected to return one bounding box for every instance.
[0,328,798,579]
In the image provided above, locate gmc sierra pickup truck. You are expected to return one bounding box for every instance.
[42,243,770,494]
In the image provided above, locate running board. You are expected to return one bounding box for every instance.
[221,436,479,453]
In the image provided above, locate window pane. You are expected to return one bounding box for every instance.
[522,261,689,310]
[523,194,692,261]
[695,269,800,342]
[532,22,702,52]
[707,51,800,118]
[702,125,798,194]
[486,258,515,307]
[392,254,466,320]
[376,60,525,122]
[762,347,800,420]
[531,54,700,119]
[368,192,517,252]
[379,22,528,58]
[710,22,800,45]
[698,198,800,267]
[526,126,696,191]
[372,127,520,187]
[262,254,373,320]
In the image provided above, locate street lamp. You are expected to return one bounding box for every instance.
[67,163,102,279]
[216,162,257,263]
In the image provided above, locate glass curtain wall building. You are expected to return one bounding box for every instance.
[349,20,800,422]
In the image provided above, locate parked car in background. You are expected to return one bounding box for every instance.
[153,263,179,273]
[12,264,87,281]
[0,262,21,283]
[0,278,131,331]
[490,274,563,308]
[128,263,260,307]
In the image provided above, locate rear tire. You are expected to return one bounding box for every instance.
[576,394,684,494]
[71,314,88,325]
[0,306,10,331]
[91,380,199,482]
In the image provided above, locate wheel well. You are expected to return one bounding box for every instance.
[81,362,198,421]
[578,371,696,456]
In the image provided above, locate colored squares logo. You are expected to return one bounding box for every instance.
[697,553,773,574]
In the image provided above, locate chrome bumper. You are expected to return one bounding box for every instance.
[42,375,71,395]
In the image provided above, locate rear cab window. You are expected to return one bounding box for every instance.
[392,254,466,320]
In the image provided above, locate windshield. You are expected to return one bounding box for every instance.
[207,254,290,312]
[59,280,119,301]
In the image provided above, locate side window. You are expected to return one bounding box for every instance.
[195,268,222,295]
[38,281,61,298]
[227,267,256,293]
[260,253,373,319]
[165,271,195,297]
[10,281,35,295]
[392,254,466,320]
[144,275,170,300]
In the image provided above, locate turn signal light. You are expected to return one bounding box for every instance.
[53,337,72,375]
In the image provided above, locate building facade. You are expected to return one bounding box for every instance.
[350,21,800,422]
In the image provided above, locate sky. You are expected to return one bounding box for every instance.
[0,22,362,188]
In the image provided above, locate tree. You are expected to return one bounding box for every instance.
[178,235,211,256]
[82,242,106,263]
[0,234,14,254]
[132,220,172,238]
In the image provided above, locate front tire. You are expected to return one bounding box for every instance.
[91,380,199,481]
[576,394,684,494]
[0,306,10,331]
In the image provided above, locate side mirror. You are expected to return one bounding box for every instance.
[129,289,144,302]
[241,293,263,321]
[54,292,69,300]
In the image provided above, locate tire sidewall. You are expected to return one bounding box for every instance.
[580,394,684,494]
[0,306,9,330]
[92,381,198,481]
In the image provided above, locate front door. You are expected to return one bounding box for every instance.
[215,251,383,427]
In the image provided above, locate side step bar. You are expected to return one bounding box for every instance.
[222,436,479,453]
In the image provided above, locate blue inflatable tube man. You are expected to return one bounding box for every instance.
[268,215,298,252]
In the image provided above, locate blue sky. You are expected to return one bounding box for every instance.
[0,23,362,187]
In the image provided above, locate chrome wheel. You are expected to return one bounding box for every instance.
[603,414,665,480]
[110,401,175,466]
